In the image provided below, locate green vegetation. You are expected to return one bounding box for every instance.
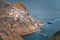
[19,21,28,27]
[50,31,60,40]
[0,36,3,40]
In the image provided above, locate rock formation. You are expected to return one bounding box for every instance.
[0,0,44,40]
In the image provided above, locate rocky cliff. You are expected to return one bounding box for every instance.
[0,0,44,40]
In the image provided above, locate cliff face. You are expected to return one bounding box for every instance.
[0,0,23,40]
[13,2,27,11]
[0,0,44,40]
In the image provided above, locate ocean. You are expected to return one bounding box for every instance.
[5,0,60,40]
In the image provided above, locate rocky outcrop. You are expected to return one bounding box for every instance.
[0,0,44,40]
[49,31,60,40]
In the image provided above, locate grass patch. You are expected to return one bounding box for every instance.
[19,21,28,27]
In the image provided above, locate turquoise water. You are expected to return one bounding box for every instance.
[5,0,60,40]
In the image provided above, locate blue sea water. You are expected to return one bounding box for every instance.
[5,0,60,40]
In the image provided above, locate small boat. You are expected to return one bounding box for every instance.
[47,21,53,24]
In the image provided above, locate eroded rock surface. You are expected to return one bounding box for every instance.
[0,0,44,40]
